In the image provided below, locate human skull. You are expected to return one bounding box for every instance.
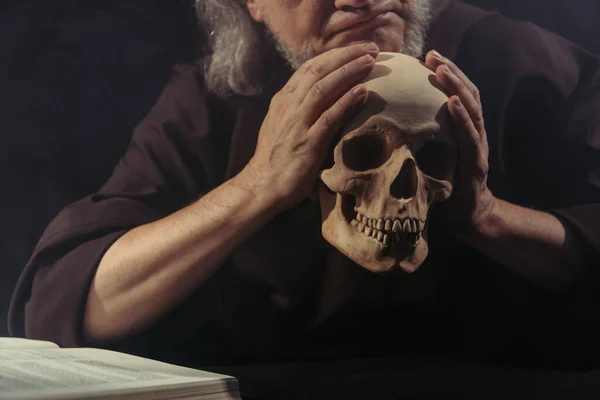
[319,52,456,274]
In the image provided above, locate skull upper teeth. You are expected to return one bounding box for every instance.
[385,220,392,231]
[403,219,411,233]
[351,210,425,248]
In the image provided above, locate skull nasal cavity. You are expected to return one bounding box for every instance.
[390,159,418,199]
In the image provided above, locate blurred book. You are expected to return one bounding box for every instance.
[0,337,241,400]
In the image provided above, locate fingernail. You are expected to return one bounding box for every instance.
[363,42,379,52]
[432,50,444,60]
[361,54,374,64]
[453,96,463,108]
[443,64,452,74]
[353,84,367,96]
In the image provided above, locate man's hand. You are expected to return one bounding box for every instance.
[424,50,498,238]
[242,43,380,212]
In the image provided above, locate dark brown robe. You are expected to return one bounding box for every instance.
[9,1,600,369]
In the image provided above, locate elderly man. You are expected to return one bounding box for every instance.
[9,0,600,373]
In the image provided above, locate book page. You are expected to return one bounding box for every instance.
[0,348,239,400]
[0,337,59,350]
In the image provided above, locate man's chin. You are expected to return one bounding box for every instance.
[290,29,411,69]
[266,20,426,69]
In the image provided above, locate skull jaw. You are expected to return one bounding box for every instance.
[319,187,429,274]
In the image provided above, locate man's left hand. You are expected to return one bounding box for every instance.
[424,50,498,238]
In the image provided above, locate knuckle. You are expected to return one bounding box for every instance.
[271,91,283,103]
[471,134,482,147]
[336,95,350,110]
[457,78,469,93]
[472,87,481,102]
[463,118,475,131]
[298,61,312,74]
[458,111,474,129]
[308,60,324,77]
[300,58,312,69]
[319,110,335,129]
[446,60,459,73]
[309,82,326,100]
[477,166,489,180]
[278,85,293,96]
[339,63,353,79]
[473,111,485,126]
[269,94,282,110]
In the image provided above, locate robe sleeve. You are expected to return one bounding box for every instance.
[454,13,600,362]
[544,65,600,263]
[504,22,600,267]
[7,62,219,348]
[454,13,600,267]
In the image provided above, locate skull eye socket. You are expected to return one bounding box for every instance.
[415,141,455,180]
[342,134,392,172]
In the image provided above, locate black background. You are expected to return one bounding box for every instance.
[1,0,599,347]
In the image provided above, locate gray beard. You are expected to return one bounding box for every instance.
[265,1,432,70]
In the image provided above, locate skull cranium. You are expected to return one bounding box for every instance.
[319,52,456,274]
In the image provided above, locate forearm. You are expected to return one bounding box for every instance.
[460,198,588,291]
[84,168,279,341]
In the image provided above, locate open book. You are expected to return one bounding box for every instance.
[0,337,241,400]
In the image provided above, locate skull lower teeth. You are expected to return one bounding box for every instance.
[351,212,424,248]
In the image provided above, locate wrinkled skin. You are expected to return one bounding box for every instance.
[319,52,456,273]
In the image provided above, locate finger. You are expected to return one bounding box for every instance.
[436,64,485,134]
[300,53,375,124]
[448,96,488,177]
[308,83,369,151]
[288,42,379,101]
[425,50,480,102]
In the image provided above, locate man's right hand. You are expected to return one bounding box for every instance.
[243,42,380,211]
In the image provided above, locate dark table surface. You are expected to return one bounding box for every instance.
[207,356,600,400]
